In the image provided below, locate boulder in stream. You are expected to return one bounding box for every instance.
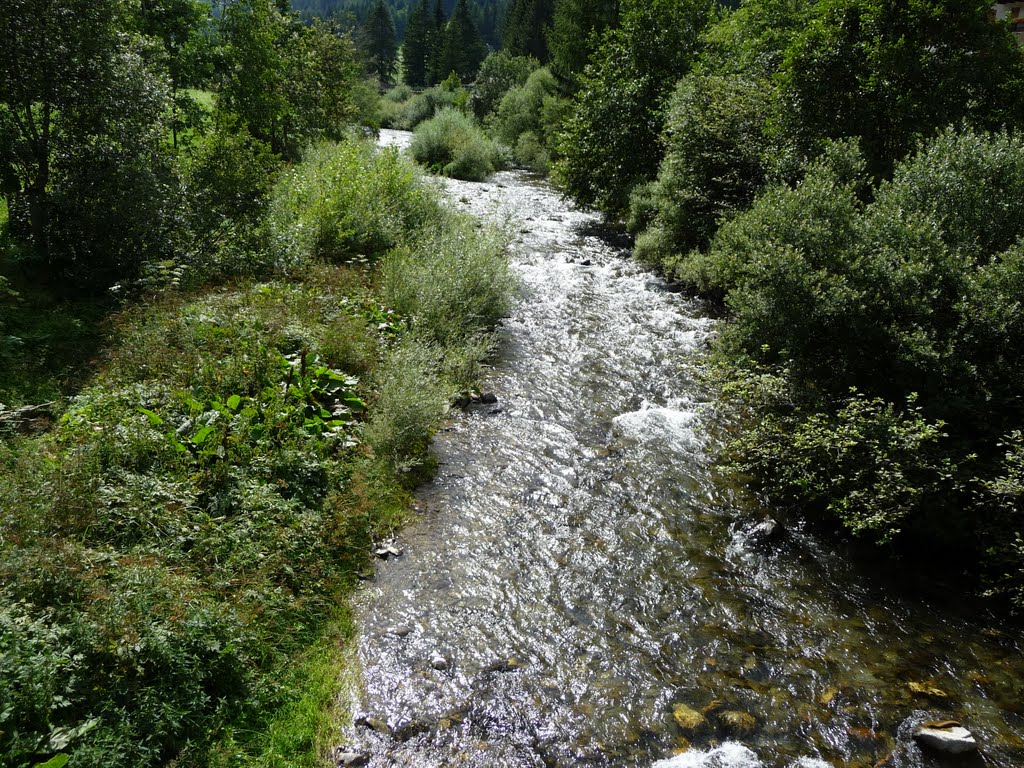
[914,720,978,754]
[335,750,370,766]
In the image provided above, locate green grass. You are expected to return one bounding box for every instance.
[187,88,217,111]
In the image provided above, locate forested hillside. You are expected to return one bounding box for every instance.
[293,0,508,46]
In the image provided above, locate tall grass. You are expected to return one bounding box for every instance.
[269,139,445,269]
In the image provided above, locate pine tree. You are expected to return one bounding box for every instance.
[549,0,619,79]
[361,0,398,85]
[403,0,431,86]
[503,0,555,61]
[437,0,487,81]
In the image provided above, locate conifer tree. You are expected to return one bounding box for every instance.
[503,0,555,61]
[361,0,398,85]
[549,0,619,79]
[437,0,487,81]
[403,0,431,86]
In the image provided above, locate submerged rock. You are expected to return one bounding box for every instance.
[430,652,449,670]
[718,710,757,734]
[746,518,785,548]
[914,720,978,754]
[672,703,706,731]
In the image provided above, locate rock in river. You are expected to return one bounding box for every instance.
[914,720,978,754]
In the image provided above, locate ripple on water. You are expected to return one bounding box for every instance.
[357,130,1024,768]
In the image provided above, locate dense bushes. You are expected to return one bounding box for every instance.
[269,139,444,266]
[489,67,562,172]
[0,139,513,767]
[380,76,470,130]
[410,108,502,181]
[630,73,772,265]
[699,129,1024,603]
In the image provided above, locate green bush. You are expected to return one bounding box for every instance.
[175,117,278,283]
[269,139,444,267]
[631,73,772,266]
[362,340,449,472]
[379,217,514,346]
[390,76,470,130]
[697,128,1024,599]
[488,67,560,172]
[410,108,501,181]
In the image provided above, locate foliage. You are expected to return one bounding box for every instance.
[269,139,444,267]
[725,378,956,544]
[380,216,514,346]
[472,52,538,121]
[548,0,619,80]
[630,73,772,265]
[435,0,488,82]
[696,128,1024,592]
[175,115,278,281]
[488,67,560,171]
[402,0,433,86]
[0,0,174,290]
[384,77,468,129]
[359,0,399,85]
[772,0,1024,180]
[410,108,502,180]
[502,0,555,61]
[0,132,511,766]
[219,3,361,158]
[553,0,715,216]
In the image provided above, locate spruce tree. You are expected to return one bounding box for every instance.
[503,0,555,62]
[549,0,619,79]
[403,0,431,86]
[437,0,487,82]
[361,0,398,85]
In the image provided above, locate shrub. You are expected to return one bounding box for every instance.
[176,117,278,283]
[379,217,513,347]
[362,340,449,472]
[488,67,560,172]
[391,76,470,130]
[269,139,444,267]
[631,73,772,266]
[410,108,501,181]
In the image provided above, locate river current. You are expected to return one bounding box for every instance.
[345,130,1024,768]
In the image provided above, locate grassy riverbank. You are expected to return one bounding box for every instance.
[0,139,512,768]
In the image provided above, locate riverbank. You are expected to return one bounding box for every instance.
[0,138,512,768]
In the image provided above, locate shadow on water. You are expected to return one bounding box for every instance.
[348,131,1024,768]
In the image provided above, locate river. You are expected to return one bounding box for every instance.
[345,129,1024,768]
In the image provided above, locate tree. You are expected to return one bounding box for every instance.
[548,0,619,80]
[0,0,173,287]
[554,0,714,215]
[219,0,290,153]
[774,0,1024,179]
[472,51,538,119]
[361,0,398,85]
[503,0,555,61]
[403,0,432,86]
[436,0,487,82]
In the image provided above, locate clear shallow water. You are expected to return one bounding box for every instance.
[349,131,1024,768]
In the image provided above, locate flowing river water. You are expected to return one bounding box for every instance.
[346,130,1024,768]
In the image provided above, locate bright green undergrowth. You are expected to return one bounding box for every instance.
[410,108,502,181]
[0,138,512,768]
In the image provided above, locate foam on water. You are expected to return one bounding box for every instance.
[652,744,831,768]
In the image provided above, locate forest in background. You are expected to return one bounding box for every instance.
[291,0,508,47]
